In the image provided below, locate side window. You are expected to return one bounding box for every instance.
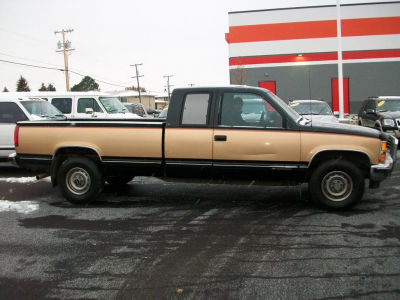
[365,100,375,110]
[0,102,28,123]
[51,98,72,114]
[181,93,210,125]
[220,93,283,128]
[77,98,103,113]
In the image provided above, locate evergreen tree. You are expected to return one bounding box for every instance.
[2,87,9,92]
[71,76,99,91]
[16,76,30,92]
[47,83,56,91]
[38,83,47,91]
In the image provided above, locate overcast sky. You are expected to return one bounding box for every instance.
[0,0,391,94]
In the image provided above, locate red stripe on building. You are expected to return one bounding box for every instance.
[229,50,400,66]
[227,17,400,43]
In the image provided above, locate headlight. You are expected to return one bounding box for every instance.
[383,119,395,127]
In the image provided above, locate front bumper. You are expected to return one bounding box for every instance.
[370,137,398,187]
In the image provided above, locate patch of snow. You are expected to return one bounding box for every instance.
[0,177,37,184]
[0,200,39,214]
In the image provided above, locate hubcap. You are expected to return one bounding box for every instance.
[321,171,353,202]
[66,167,91,195]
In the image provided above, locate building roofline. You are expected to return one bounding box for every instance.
[228,1,400,15]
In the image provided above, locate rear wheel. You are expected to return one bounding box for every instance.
[58,157,103,204]
[309,160,364,210]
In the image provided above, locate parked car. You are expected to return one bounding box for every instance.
[358,96,400,139]
[0,92,140,119]
[289,100,338,123]
[123,103,148,117]
[0,98,65,165]
[158,107,168,118]
[146,109,159,118]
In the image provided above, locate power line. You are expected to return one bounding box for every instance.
[0,59,63,71]
[0,58,128,88]
[0,51,61,68]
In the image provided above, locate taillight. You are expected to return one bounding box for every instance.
[14,125,19,147]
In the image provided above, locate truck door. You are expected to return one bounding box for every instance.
[212,91,301,179]
[164,92,214,177]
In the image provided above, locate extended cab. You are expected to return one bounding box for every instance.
[13,86,397,209]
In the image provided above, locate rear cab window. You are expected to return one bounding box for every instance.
[181,93,210,126]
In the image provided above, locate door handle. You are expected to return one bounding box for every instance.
[214,135,227,142]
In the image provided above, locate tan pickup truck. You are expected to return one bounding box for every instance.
[13,86,397,209]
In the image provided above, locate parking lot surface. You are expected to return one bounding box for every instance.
[0,155,399,299]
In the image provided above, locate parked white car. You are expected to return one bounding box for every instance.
[1,92,141,119]
[0,98,65,166]
[289,100,338,123]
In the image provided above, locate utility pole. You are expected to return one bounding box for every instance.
[336,0,345,121]
[163,75,173,102]
[55,29,74,91]
[131,63,143,103]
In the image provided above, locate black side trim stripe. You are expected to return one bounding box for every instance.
[18,121,163,128]
[102,157,162,165]
[0,147,14,151]
[18,154,52,160]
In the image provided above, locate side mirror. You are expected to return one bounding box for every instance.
[85,108,94,114]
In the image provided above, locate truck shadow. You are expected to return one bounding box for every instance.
[51,181,380,216]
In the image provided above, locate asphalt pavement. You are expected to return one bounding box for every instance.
[0,155,399,300]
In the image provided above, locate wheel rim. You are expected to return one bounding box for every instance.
[66,167,91,195]
[321,171,353,202]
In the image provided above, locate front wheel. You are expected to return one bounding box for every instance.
[57,157,103,204]
[309,160,364,210]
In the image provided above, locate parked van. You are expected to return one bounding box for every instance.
[1,92,141,119]
[0,98,65,165]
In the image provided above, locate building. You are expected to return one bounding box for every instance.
[225,1,400,114]
[110,90,156,111]
[154,93,169,110]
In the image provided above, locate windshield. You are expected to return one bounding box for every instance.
[266,92,300,121]
[159,108,168,118]
[21,101,64,118]
[99,97,128,114]
[290,101,333,115]
[376,99,400,112]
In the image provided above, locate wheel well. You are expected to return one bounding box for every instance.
[309,151,371,178]
[50,147,102,186]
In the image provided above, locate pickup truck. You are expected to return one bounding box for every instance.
[13,86,397,209]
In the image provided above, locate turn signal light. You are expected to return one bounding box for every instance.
[380,153,386,163]
[381,141,387,152]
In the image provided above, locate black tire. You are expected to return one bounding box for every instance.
[105,176,134,186]
[57,157,103,204]
[309,159,364,210]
